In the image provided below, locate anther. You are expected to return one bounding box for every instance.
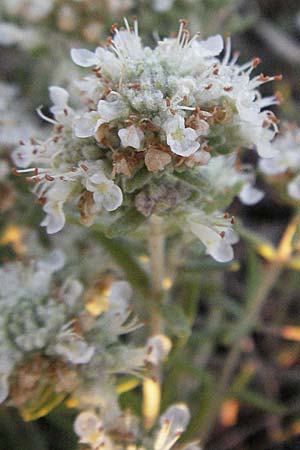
[252,58,261,68]
[179,19,188,26]
[12,168,21,176]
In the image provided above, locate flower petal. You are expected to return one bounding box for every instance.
[70,48,97,67]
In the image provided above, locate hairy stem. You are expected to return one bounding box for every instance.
[142,215,165,428]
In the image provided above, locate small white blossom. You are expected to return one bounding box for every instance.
[49,86,74,125]
[189,212,238,263]
[85,173,123,212]
[288,174,300,200]
[55,337,95,364]
[40,181,73,234]
[118,125,144,149]
[238,182,264,205]
[154,404,191,450]
[259,126,300,200]
[74,411,105,449]
[145,335,172,365]
[164,114,200,157]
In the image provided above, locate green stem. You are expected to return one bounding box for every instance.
[143,215,165,428]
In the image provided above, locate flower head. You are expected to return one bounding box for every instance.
[13,19,277,266]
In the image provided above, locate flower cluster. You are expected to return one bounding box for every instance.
[0,251,170,422]
[13,19,278,261]
[74,403,201,450]
[259,124,300,201]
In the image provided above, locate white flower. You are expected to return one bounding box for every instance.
[238,182,264,205]
[74,111,101,138]
[118,125,144,149]
[40,181,72,234]
[192,34,224,58]
[145,335,172,365]
[97,93,128,124]
[108,281,133,315]
[164,115,200,157]
[154,404,190,450]
[71,48,101,67]
[288,174,300,200]
[189,213,238,263]
[49,86,74,125]
[259,126,300,175]
[110,18,143,60]
[55,337,95,364]
[85,173,123,212]
[74,411,105,449]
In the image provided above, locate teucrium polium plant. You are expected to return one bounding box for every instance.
[2,11,285,450]
[13,18,279,262]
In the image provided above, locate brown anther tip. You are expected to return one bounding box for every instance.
[179,19,188,26]
[165,96,171,107]
[80,164,89,171]
[274,74,283,81]
[205,83,213,90]
[106,36,113,46]
[128,83,141,89]
[220,231,226,238]
[224,86,233,92]
[26,176,41,183]
[45,174,54,181]
[183,95,188,103]
[111,23,119,33]
[258,74,270,82]
[33,168,38,176]
[252,57,261,67]
[224,212,230,219]
[231,216,236,224]
[12,168,21,176]
[19,140,25,145]
[37,196,46,205]
[30,137,36,145]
